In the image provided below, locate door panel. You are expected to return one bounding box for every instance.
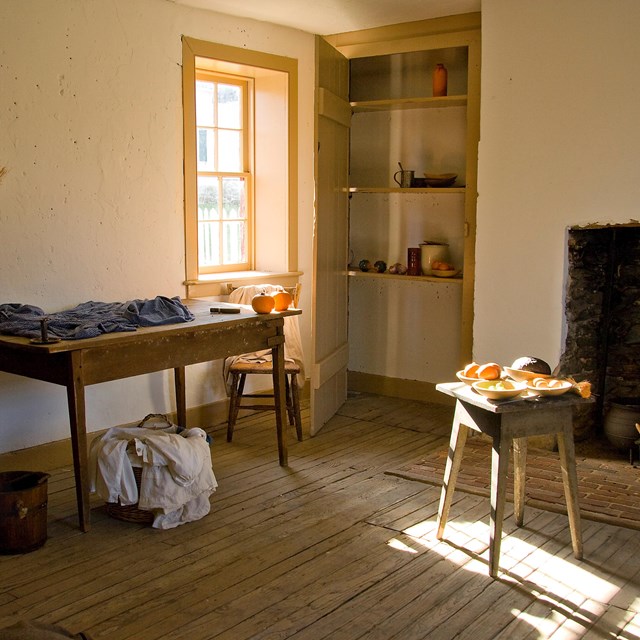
[311,37,350,435]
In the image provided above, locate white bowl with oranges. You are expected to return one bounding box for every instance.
[456,362,502,385]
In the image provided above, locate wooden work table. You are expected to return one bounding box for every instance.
[0,299,301,532]
[435,381,593,578]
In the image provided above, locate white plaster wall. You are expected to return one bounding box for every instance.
[0,0,315,453]
[475,0,640,371]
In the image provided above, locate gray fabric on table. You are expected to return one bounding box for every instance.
[0,296,194,340]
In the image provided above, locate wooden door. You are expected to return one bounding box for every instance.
[310,37,351,435]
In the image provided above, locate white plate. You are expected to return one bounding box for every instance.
[526,380,572,396]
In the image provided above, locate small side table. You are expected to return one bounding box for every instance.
[435,382,592,577]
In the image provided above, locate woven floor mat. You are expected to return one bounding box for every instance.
[387,435,640,531]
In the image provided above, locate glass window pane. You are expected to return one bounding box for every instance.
[197,128,216,172]
[197,176,219,220]
[199,220,220,267]
[222,177,246,220]
[223,221,246,265]
[218,130,241,172]
[195,80,215,126]
[217,84,241,129]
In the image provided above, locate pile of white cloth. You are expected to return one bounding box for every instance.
[222,284,305,393]
[89,418,217,530]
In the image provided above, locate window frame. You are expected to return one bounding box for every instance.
[182,36,299,297]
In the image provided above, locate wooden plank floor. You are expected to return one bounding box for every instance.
[1,393,639,639]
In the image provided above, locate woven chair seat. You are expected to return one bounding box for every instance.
[228,360,301,375]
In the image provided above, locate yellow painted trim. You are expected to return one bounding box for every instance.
[181,36,299,279]
[347,371,454,406]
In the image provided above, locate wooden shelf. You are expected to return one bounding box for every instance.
[350,95,467,113]
[348,186,465,194]
[347,270,463,284]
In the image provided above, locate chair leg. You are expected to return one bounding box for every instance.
[285,375,295,425]
[290,374,303,441]
[227,373,246,442]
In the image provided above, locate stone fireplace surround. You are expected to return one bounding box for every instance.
[559,224,640,442]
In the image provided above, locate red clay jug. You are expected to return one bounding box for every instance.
[433,63,448,97]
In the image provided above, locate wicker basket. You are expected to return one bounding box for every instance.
[105,466,154,525]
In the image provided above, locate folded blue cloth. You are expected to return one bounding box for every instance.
[0,296,194,340]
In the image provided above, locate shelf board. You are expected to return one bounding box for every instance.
[347,270,463,284]
[350,95,467,113]
[348,186,465,194]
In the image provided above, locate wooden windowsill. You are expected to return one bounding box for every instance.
[185,271,303,298]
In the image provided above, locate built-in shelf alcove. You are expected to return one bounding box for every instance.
[559,224,640,444]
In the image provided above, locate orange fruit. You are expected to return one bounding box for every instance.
[477,362,501,380]
[251,293,275,314]
[273,291,293,312]
[463,362,479,378]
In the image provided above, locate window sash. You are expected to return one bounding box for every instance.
[194,71,252,274]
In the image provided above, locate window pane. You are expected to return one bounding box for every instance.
[218,130,241,172]
[198,220,220,267]
[217,84,241,129]
[197,128,216,172]
[223,221,246,265]
[222,177,246,220]
[195,80,215,126]
[197,176,219,220]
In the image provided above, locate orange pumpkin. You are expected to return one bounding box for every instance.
[251,293,275,314]
[273,291,293,312]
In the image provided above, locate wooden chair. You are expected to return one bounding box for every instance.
[226,284,303,443]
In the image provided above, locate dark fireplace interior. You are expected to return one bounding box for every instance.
[559,225,640,455]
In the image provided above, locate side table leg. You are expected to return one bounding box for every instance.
[436,408,469,540]
[558,424,583,559]
[513,437,527,527]
[174,366,187,427]
[66,351,90,532]
[489,434,511,577]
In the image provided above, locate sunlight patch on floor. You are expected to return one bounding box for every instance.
[385,516,630,639]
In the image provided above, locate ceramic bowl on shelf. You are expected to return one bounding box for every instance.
[472,379,527,400]
[503,367,551,382]
[424,173,457,188]
[526,380,572,396]
[431,269,459,278]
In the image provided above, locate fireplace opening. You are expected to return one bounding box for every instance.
[559,224,640,460]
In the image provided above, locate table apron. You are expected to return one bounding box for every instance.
[457,399,573,439]
[79,321,283,385]
[0,320,284,387]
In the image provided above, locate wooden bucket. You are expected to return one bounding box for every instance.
[0,471,50,554]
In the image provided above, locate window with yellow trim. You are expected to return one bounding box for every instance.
[182,37,299,295]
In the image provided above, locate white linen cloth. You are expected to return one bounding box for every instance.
[89,425,217,529]
[222,284,305,393]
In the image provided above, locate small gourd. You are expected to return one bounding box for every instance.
[273,291,293,311]
[251,293,275,314]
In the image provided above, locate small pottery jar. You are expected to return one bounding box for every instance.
[433,63,448,97]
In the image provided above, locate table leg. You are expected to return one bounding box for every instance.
[272,330,288,466]
[174,366,187,427]
[513,437,527,527]
[489,434,511,577]
[66,351,90,532]
[557,423,583,559]
[436,405,469,540]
